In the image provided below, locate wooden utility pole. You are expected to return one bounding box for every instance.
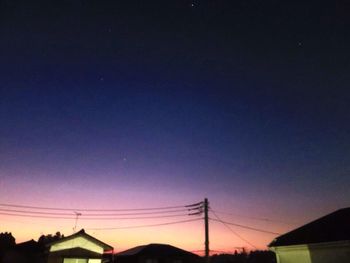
[204,198,209,263]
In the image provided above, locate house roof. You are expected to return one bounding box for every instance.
[16,240,37,248]
[269,207,350,247]
[117,245,147,256]
[117,243,200,258]
[47,229,113,251]
[15,239,41,252]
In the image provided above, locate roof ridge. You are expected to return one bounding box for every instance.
[45,229,113,250]
[269,207,350,247]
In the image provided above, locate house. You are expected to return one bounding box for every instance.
[2,229,113,263]
[46,229,113,263]
[116,243,201,263]
[2,239,45,263]
[269,207,350,263]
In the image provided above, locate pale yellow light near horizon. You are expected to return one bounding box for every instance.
[0,212,283,254]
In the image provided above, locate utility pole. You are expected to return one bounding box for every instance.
[204,198,209,263]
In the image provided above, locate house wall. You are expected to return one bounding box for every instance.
[272,241,350,263]
[274,247,311,263]
[47,248,104,263]
[50,237,104,255]
[48,255,103,263]
[116,254,201,263]
[63,259,102,263]
[308,244,350,263]
[47,256,63,263]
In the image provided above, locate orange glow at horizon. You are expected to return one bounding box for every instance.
[0,175,305,254]
[0,207,294,254]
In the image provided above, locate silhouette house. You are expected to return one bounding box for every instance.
[116,243,201,263]
[269,207,350,263]
[1,239,45,263]
[1,229,113,263]
[46,229,113,263]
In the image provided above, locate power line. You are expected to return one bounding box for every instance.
[0,216,64,227]
[210,210,257,249]
[0,208,192,216]
[0,212,76,220]
[0,211,198,220]
[0,202,202,212]
[212,210,297,225]
[209,218,281,235]
[82,213,198,220]
[186,202,203,207]
[86,218,203,230]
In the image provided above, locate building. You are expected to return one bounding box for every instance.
[46,229,113,263]
[269,207,350,263]
[2,229,113,263]
[116,243,201,263]
[2,239,45,263]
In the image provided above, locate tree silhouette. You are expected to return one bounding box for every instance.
[210,250,275,263]
[0,232,16,261]
[0,232,15,248]
[38,232,64,245]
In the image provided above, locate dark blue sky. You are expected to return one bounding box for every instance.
[1,0,350,249]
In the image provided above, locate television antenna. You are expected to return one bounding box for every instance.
[73,211,82,233]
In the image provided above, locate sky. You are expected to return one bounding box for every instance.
[1,0,350,253]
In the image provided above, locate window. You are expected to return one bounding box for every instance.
[63,259,87,263]
[63,258,101,263]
